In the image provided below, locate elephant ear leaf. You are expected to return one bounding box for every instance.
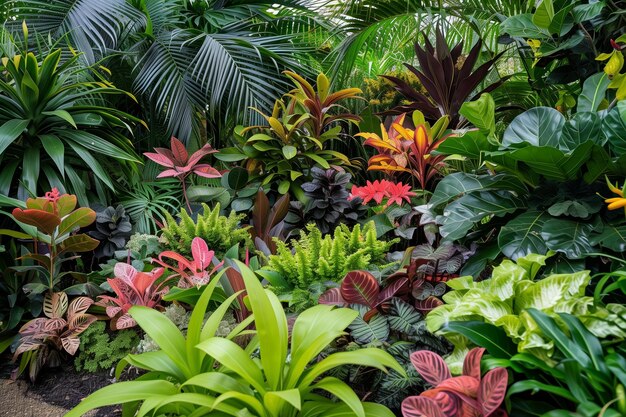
[410,350,451,386]
[502,107,565,149]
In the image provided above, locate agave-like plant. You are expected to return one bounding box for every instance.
[144,136,221,211]
[12,292,96,382]
[381,29,508,127]
[0,27,141,203]
[96,263,172,329]
[402,347,509,417]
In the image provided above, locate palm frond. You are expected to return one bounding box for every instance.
[6,0,144,63]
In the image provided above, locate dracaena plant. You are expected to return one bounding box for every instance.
[0,27,141,204]
[66,263,403,417]
[96,263,173,330]
[357,112,454,191]
[144,136,222,212]
[152,237,224,288]
[249,189,290,256]
[381,29,507,128]
[220,71,362,200]
[402,347,509,417]
[9,188,99,297]
[12,292,96,382]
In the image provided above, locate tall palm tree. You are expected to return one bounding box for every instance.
[5,0,332,144]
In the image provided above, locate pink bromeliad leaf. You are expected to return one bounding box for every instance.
[170,137,188,165]
[144,137,221,181]
[410,350,452,386]
[191,237,212,270]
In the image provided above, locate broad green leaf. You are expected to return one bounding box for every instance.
[501,14,550,38]
[435,130,498,160]
[506,380,576,402]
[572,2,605,23]
[438,191,527,241]
[124,351,185,381]
[498,210,549,260]
[590,224,626,252]
[59,234,100,253]
[603,101,626,156]
[578,73,610,113]
[264,389,302,415]
[532,0,555,29]
[282,145,297,160]
[348,312,389,344]
[235,260,288,392]
[560,112,603,150]
[430,172,527,208]
[63,380,179,417]
[42,110,76,128]
[0,119,28,155]
[310,377,364,417]
[502,107,564,149]
[541,219,594,259]
[130,306,191,379]
[58,207,96,236]
[443,321,517,359]
[287,304,357,387]
[196,337,266,395]
[459,93,495,135]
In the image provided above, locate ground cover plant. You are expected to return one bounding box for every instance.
[0,2,625,417]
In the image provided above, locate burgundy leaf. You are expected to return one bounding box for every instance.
[463,347,486,380]
[318,287,345,306]
[437,376,481,399]
[340,270,380,308]
[377,277,408,305]
[170,137,188,165]
[415,296,444,314]
[12,208,60,235]
[478,368,508,416]
[401,396,445,417]
[422,390,461,417]
[410,350,451,386]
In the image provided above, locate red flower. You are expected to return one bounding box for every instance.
[386,182,416,206]
[349,180,389,204]
[349,180,415,206]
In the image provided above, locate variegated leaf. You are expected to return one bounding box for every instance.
[410,350,451,386]
[401,395,446,417]
[61,336,80,355]
[114,314,137,330]
[463,348,486,380]
[478,368,508,416]
[67,297,94,320]
[44,292,68,319]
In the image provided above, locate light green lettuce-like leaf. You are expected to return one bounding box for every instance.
[514,271,590,313]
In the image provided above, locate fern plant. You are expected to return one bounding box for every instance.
[264,222,397,310]
[160,203,252,259]
[74,321,139,373]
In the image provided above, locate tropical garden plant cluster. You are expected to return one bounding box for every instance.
[1,1,626,416]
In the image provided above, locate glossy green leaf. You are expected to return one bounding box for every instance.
[430,172,527,208]
[541,218,594,259]
[590,224,626,252]
[578,73,610,113]
[444,321,517,359]
[0,119,28,155]
[502,107,564,149]
[499,211,549,260]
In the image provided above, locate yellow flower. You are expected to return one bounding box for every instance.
[603,177,626,211]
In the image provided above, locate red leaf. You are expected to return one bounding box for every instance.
[415,296,444,315]
[478,368,508,416]
[340,270,380,308]
[12,208,60,235]
[422,390,461,416]
[186,144,218,167]
[410,350,451,386]
[401,396,445,417]
[157,169,182,178]
[193,165,222,178]
[170,136,188,165]
[144,151,175,168]
[318,287,345,306]
[377,277,408,304]
[437,376,480,398]
[463,347,486,380]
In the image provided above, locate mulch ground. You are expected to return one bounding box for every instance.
[0,357,121,417]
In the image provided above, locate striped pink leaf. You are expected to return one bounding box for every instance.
[410,350,451,386]
[478,368,508,416]
[401,396,445,417]
[340,270,380,308]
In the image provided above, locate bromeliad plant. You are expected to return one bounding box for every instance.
[152,237,224,288]
[144,136,222,212]
[96,263,172,330]
[402,347,509,417]
[357,112,453,191]
[9,188,99,297]
[12,293,96,382]
[66,262,404,417]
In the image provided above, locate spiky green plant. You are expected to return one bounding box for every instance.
[160,203,252,259]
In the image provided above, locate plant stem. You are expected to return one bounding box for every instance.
[181,178,192,213]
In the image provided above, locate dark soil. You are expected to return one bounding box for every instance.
[0,356,122,417]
